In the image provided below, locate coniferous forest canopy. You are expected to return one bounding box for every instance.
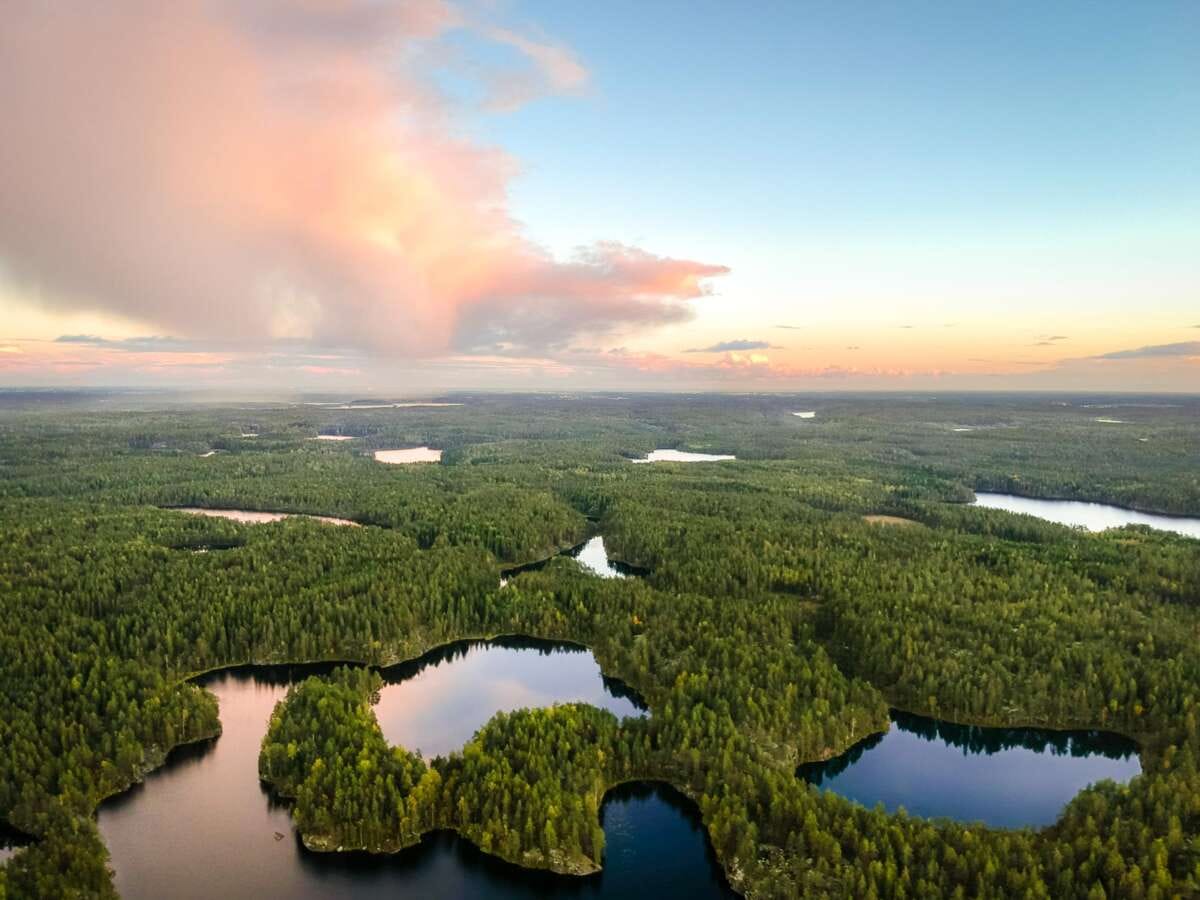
[1,390,1199,899]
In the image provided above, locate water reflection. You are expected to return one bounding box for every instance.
[374,447,442,464]
[287,784,733,900]
[501,537,648,584]
[0,823,31,865]
[374,638,645,756]
[631,450,735,463]
[170,507,359,527]
[799,710,1141,828]
[972,492,1200,539]
[97,640,732,900]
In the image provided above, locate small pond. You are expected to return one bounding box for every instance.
[798,710,1141,829]
[501,536,646,585]
[98,638,732,899]
[375,447,443,464]
[171,508,359,527]
[973,492,1200,539]
[631,450,735,463]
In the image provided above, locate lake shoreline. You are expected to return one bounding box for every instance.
[969,488,1200,524]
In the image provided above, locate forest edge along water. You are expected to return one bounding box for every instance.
[95,638,733,899]
[799,709,1141,829]
[972,491,1200,539]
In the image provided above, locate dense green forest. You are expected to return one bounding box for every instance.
[1,391,1198,898]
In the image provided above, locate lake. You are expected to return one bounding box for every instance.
[973,492,1200,539]
[172,508,359,527]
[0,824,30,865]
[501,536,646,585]
[98,639,733,899]
[375,447,443,464]
[631,450,735,463]
[798,710,1141,829]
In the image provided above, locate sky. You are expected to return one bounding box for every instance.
[1,0,1197,392]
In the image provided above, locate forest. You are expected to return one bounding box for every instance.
[1,391,1199,898]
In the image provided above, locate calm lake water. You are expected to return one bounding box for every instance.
[798,710,1141,829]
[973,492,1200,539]
[172,508,359,527]
[374,447,442,464]
[502,537,641,585]
[98,639,732,899]
[631,450,735,463]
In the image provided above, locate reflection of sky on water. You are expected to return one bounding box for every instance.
[98,643,669,900]
[802,713,1141,829]
[376,643,644,756]
[973,492,1200,539]
[631,449,735,463]
[571,536,625,579]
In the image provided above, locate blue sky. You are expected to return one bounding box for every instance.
[1,1,1197,390]
[480,1,1198,241]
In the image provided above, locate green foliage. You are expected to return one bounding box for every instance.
[2,393,1199,898]
[260,669,646,873]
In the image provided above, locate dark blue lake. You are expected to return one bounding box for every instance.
[798,710,1141,828]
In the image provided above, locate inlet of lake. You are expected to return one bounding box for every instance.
[973,492,1200,539]
[97,638,734,900]
[798,710,1140,829]
[501,536,645,585]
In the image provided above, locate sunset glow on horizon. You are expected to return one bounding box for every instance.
[1,1,1197,392]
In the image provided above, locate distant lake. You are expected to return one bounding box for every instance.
[98,639,732,899]
[501,536,646,585]
[973,492,1200,539]
[171,508,359,527]
[374,447,442,464]
[572,536,629,579]
[631,450,735,463]
[798,710,1140,829]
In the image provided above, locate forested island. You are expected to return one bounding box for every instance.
[2,391,1199,898]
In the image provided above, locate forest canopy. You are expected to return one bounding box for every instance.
[1,392,1198,899]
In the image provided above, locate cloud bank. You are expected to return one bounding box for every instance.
[685,339,776,353]
[1095,342,1200,360]
[0,1,726,357]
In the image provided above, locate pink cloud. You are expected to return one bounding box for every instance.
[481,25,590,110]
[0,2,725,357]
